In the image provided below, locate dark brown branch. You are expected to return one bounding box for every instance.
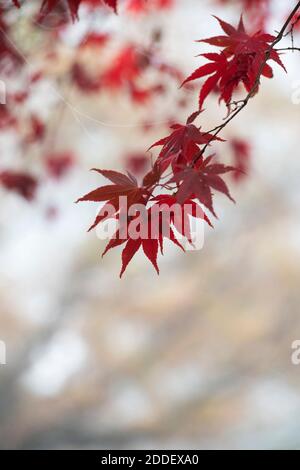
[276,47,300,52]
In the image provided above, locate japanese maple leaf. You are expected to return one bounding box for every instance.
[106,192,212,276]
[120,236,160,278]
[78,170,190,276]
[169,156,236,216]
[183,16,286,107]
[151,194,213,246]
[103,207,184,278]
[202,16,285,73]
[182,52,229,109]
[149,119,223,173]
[76,168,149,231]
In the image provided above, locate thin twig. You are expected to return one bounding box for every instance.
[276,47,300,52]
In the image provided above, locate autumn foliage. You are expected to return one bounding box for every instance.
[1,0,300,276]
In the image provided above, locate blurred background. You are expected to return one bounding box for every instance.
[1,0,300,450]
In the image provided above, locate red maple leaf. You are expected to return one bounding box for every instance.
[149,115,223,174]
[102,205,185,278]
[112,191,213,277]
[169,156,236,216]
[77,168,147,203]
[182,16,286,107]
[76,168,149,231]
[77,168,215,276]
[151,194,212,243]
[119,236,160,278]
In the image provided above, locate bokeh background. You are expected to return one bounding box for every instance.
[1,0,300,450]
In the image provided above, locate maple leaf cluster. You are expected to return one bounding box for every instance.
[77,8,292,277]
[1,0,298,277]
[78,110,236,277]
[182,16,285,109]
